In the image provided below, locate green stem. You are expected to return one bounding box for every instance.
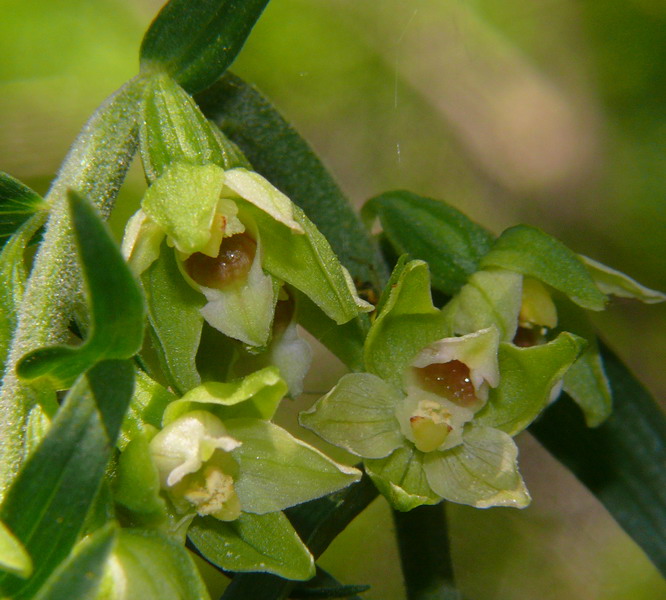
[0,77,144,501]
[392,503,461,600]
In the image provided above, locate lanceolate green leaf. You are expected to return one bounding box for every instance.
[581,255,666,303]
[363,191,494,296]
[0,173,47,250]
[197,73,388,289]
[0,213,47,377]
[188,512,315,580]
[140,0,269,95]
[32,525,116,600]
[16,193,145,389]
[290,567,370,599]
[143,242,204,394]
[480,225,607,311]
[530,343,666,577]
[0,360,134,599]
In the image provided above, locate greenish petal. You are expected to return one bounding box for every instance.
[423,426,530,508]
[365,260,450,387]
[0,521,32,579]
[225,419,361,514]
[442,268,522,341]
[121,210,165,276]
[164,367,288,425]
[365,445,440,512]
[581,255,666,304]
[223,169,303,232]
[480,225,607,311]
[188,512,315,581]
[300,373,404,459]
[141,162,227,256]
[476,333,587,436]
[246,203,372,325]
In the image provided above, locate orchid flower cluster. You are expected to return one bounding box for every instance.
[1,60,664,600]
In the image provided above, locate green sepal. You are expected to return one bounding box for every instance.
[163,367,288,425]
[141,74,246,182]
[362,190,494,296]
[142,162,227,255]
[16,194,145,389]
[188,512,315,581]
[119,369,176,451]
[0,360,134,599]
[0,172,47,250]
[442,268,523,341]
[476,332,587,435]
[364,260,449,387]
[32,524,115,600]
[364,446,440,512]
[246,203,372,325]
[225,419,361,514]
[196,72,388,289]
[140,0,269,95]
[0,521,32,579]
[100,529,211,600]
[557,300,612,426]
[143,242,204,394]
[581,255,666,303]
[480,225,607,311]
[423,426,530,508]
[0,212,47,376]
[300,373,404,459]
[114,434,167,520]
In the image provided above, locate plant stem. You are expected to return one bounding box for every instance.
[392,503,461,600]
[0,77,144,501]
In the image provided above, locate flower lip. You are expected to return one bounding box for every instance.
[183,232,257,290]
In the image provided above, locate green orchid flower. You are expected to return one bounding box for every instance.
[115,367,360,580]
[301,259,586,511]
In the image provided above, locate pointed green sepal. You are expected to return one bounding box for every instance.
[581,255,666,303]
[225,419,361,514]
[476,332,587,435]
[423,426,530,508]
[364,260,449,387]
[164,367,288,425]
[300,373,404,459]
[365,446,440,512]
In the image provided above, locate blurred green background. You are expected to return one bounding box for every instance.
[1,0,665,598]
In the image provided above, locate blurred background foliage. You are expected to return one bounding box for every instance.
[1,0,664,598]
